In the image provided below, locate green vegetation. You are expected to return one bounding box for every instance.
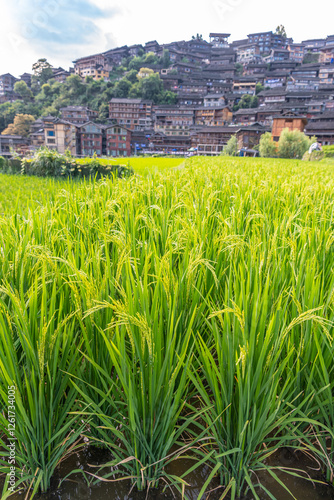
[303,51,320,64]
[233,93,259,111]
[0,148,133,179]
[277,129,313,159]
[259,131,277,157]
[2,114,36,137]
[221,135,238,156]
[0,53,175,133]
[1,157,334,499]
[260,129,315,159]
[323,144,334,158]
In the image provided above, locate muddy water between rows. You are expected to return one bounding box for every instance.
[3,445,334,500]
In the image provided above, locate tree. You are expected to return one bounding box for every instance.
[192,34,203,40]
[277,129,312,159]
[250,95,258,108]
[255,83,264,95]
[222,135,238,156]
[259,132,277,157]
[137,68,155,79]
[63,75,85,98]
[160,91,178,105]
[136,73,164,103]
[14,81,33,101]
[125,69,139,84]
[160,49,170,68]
[2,114,35,137]
[31,59,54,90]
[144,52,158,64]
[275,25,287,38]
[113,78,132,98]
[303,51,320,64]
[32,58,53,75]
[235,94,258,110]
[235,63,243,75]
[98,102,109,123]
[129,56,145,71]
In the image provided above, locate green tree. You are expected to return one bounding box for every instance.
[137,73,164,102]
[250,95,258,107]
[234,94,259,111]
[259,132,277,157]
[128,83,140,98]
[277,129,311,159]
[303,51,320,64]
[14,81,33,101]
[113,78,132,98]
[129,56,145,71]
[31,58,54,90]
[160,91,178,105]
[125,69,139,84]
[98,102,110,123]
[222,135,238,156]
[62,75,85,98]
[275,25,287,38]
[160,49,171,68]
[235,63,243,75]
[144,52,158,64]
[255,83,264,95]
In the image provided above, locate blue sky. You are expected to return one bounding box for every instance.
[1,0,333,76]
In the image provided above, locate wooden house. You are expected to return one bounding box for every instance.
[271,111,308,141]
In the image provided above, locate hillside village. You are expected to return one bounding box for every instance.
[1,29,334,157]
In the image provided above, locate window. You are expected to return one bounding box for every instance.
[47,131,55,137]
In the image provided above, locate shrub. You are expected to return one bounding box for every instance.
[26,148,75,177]
[259,132,277,158]
[302,150,324,161]
[221,135,238,156]
[322,145,334,158]
[24,148,133,179]
[277,129,312,159]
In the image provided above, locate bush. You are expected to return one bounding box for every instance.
[259,132,277,158]
[0,157,22,174]
[24,148,134,179]
[302,150,324,161]
[277,129,312,159]
[221,135,238,156]
[322,145,334,158]
[25,148,75,177]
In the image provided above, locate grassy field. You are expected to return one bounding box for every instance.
[1,156,334,499]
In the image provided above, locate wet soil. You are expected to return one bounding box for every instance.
[1,446,334,500]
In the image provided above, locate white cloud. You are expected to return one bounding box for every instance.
[0,0,333,76]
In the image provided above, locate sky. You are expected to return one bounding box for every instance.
[0,0,333,76]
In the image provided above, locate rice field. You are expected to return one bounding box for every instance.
[76,156,185,175]
[1,156,334,499]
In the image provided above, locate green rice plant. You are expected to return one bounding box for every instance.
[1,157,334,498]
[71,253,211,493]
[0,278,85,497]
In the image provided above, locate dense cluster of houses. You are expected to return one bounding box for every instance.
[1,30,334,157]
